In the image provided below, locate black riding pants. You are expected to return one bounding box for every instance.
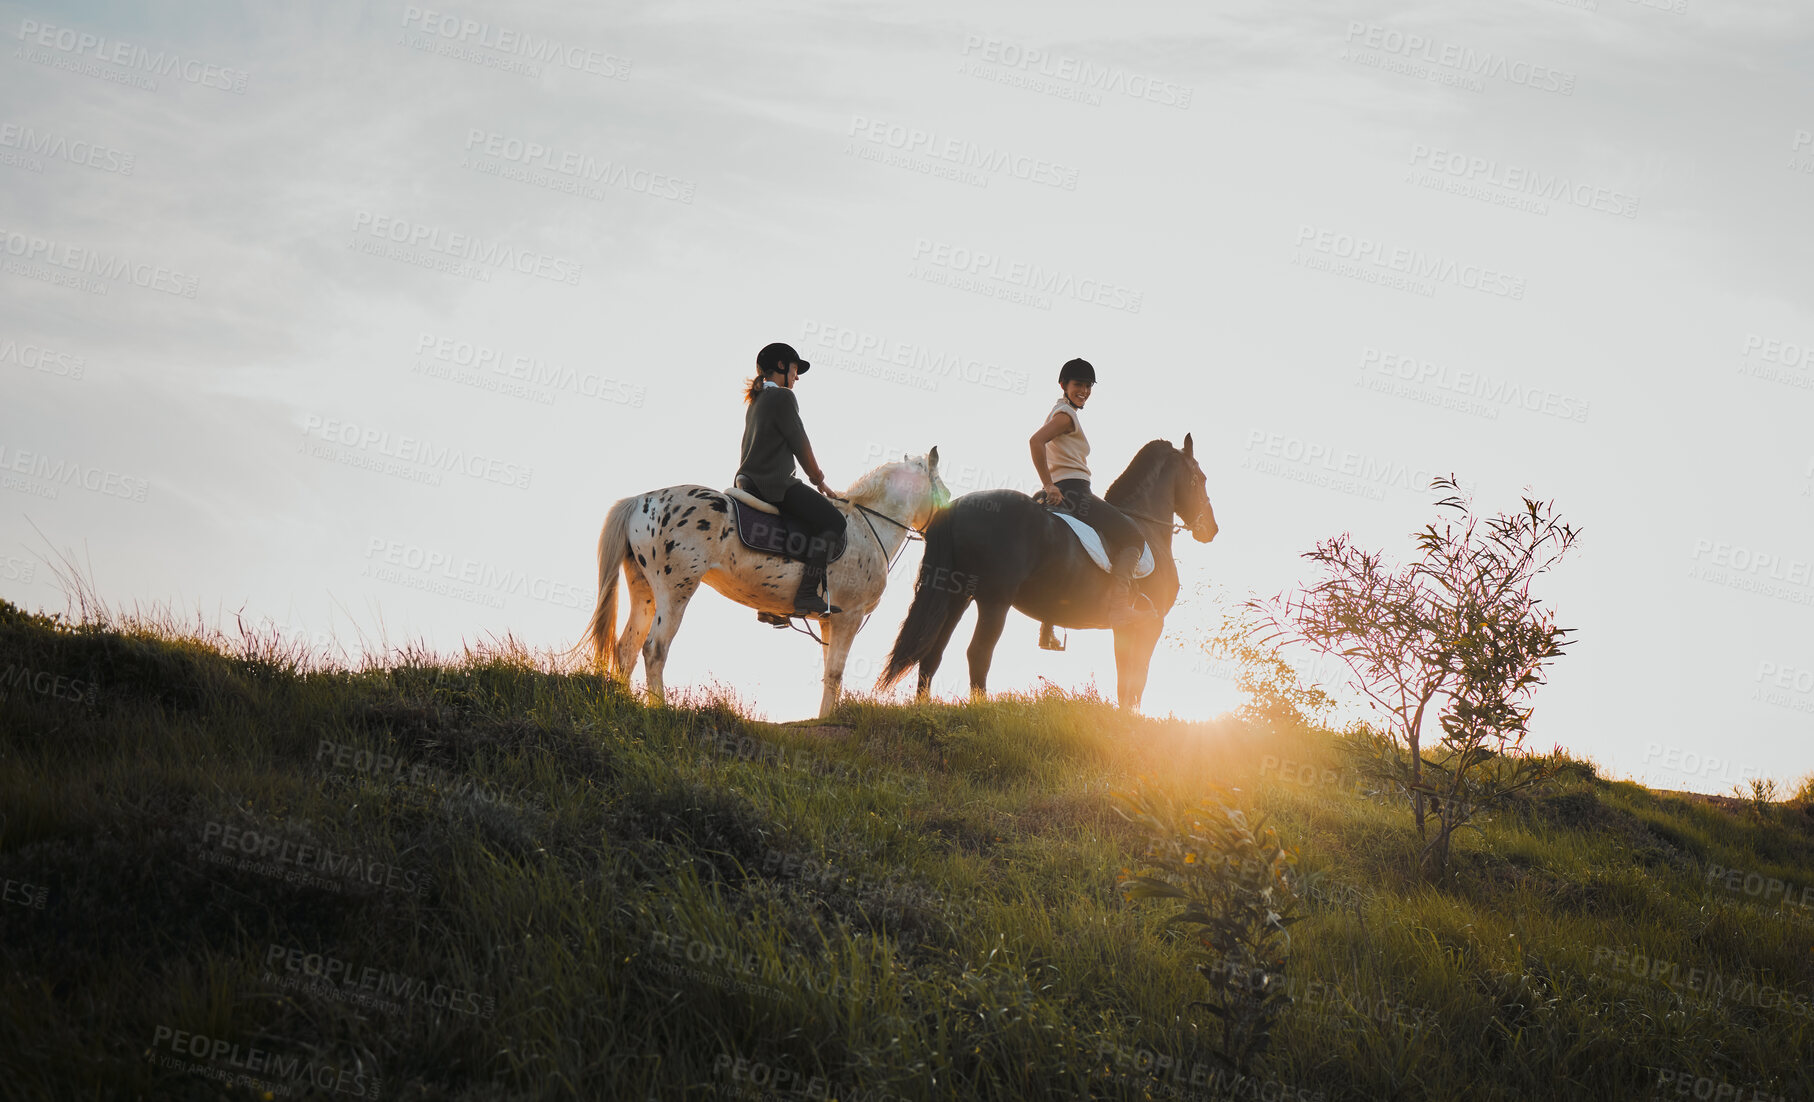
[767,482,846,564]
[1054,478,1143,563]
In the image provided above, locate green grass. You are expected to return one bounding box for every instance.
[1,596,1812,1101]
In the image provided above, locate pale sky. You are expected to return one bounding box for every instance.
[3,0,1810,795]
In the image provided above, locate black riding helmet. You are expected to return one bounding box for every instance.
[758,342,810,375]
[1059,358,1094,386]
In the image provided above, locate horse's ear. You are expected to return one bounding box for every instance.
[1182,433,1194,458]
[927,446,940,472]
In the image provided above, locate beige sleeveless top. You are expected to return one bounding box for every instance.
[1044,397,1090,483]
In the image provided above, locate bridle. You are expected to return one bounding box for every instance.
[1121,459,1213,536]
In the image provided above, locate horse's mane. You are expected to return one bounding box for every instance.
[844,456,916,502]
[1104,439,1176,505]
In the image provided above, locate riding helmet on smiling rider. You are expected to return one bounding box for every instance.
[1028,357,1156,633]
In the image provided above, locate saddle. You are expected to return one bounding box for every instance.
[1045,509,1155,579]
[722,486,848,564]
[1036,497,1156,652]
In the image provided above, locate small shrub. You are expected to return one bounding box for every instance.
[1115,781,1303,1075]
[1199,601,1334,729]
[1734,777,1780,822]
[1256,477,1580,882]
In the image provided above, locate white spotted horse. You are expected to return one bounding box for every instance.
[584,450,949,717]
[877,437,1216,711]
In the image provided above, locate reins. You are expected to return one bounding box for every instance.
[1119,505,1192,535]
[852,501,925,574]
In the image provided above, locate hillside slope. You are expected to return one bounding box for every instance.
[1,599,1811,1101]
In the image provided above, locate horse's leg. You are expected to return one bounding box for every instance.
[917,601,970,701]
[641,575,699,707]
[966,602,1011,702]
[818,611,860,719]
[1113,619,1163,712]
[616,554,656,681]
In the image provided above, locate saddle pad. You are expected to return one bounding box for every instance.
[729,497,848,563]
[1053,512,1155,579]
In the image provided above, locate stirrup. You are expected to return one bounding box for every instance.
[756,611,792,628]
[1038,624,1067,651]
[793,575,840,618]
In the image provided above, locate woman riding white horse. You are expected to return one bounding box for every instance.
[584,342,948,717]
[737,342,849,616]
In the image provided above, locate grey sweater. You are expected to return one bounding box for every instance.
[737,385,810,500]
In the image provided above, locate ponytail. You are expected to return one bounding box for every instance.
[744,373,766,404]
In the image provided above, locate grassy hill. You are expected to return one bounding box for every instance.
[2,596,1812,1101]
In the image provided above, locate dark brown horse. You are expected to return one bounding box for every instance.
[877,437,1216,710]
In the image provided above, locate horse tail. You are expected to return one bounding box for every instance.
[583,495,639,676]
[878,511,963,691]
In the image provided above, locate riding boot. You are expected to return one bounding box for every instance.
[1101,547,1156,627]
[793,556,842,618]
[1038,623,1066,651]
